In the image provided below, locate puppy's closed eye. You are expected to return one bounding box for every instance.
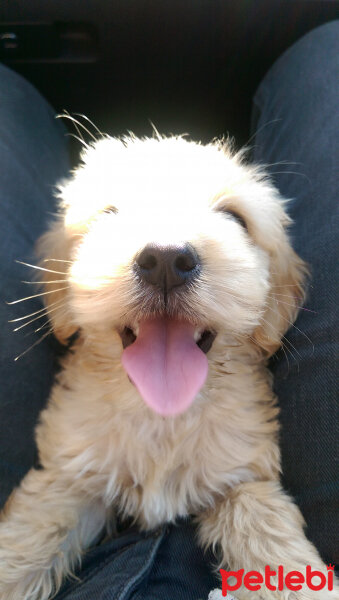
[216,206,248,231]
[102,206,118,215]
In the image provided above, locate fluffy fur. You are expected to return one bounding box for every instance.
[0,135,337,600]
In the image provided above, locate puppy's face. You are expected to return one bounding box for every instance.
[38,136,306,415]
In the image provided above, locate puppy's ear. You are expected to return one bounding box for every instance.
[35,219,78,345]
[252,228,308,357]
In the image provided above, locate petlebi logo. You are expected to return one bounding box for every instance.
[216,564,335,596]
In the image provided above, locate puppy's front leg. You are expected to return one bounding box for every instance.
[198,481,338,600]
[0,467,106,600]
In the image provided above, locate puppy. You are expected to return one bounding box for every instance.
[0,134,337,600]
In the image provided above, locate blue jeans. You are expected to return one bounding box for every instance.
[0,21,338,599]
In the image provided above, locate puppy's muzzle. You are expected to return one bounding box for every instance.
[135,243,201,292]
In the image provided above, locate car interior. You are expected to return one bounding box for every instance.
[0,3,338,593]
[0,1,338,157]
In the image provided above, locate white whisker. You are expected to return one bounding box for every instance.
[34,320,53,334]
[276,312,315,353]
[63,110,86,144]
[280,342,291,373]
[23,279,67,285]
[265,160,304,168]
[15,260,68,275]
[281,334,302,362]
[66,133,89,149]
[266,296,309,311]
[13,302,65,331]
[269,292,302,299]
[7,287,68,305]
[271,284,311,288]
[14,312,48,332]
[242,118,282,149]
[56,113,98,142]
[43,259,72,264]
[8,299,65,322]
[14,328,53,361]
[73,113,104,138]
[260,315,299,367]
[270,170,311,185]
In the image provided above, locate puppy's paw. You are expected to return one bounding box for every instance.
[0,572,54,600]
[208,590,240,600]
[0,554,54,600]
[208,590,223,600]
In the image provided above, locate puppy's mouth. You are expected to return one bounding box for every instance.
[120,325,215,353]
[119,318,216,417]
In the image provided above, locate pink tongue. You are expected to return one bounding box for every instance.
[122,318,208,416]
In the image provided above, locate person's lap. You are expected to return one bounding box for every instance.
[0,20,337,599]
[0,65,69,506]
[251,20,339,565]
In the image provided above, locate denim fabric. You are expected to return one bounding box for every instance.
[0,63,69,506]
[0,20,338,600]
[251,21,339,565]
[55,521,218,600]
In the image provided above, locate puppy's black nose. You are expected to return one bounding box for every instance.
[136,244,200,291]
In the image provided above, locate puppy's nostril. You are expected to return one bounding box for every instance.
[138,252,157,271]
[175,253,197,273]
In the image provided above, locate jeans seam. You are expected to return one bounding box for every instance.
[56,539,141,600]
[115,529,166,600]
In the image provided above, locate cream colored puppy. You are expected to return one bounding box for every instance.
[0,135,337,600]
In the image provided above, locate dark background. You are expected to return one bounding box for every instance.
[1,1,338,149]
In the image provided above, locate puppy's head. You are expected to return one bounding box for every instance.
[37,135,306,415]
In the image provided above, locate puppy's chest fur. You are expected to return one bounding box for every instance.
[36,339,279,529]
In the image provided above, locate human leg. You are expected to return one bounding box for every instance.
[0,63,70,507]
[251,21,339,565]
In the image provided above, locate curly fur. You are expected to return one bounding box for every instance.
[0,135,337,600]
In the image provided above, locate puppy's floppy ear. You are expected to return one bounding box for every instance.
[35,219,78,345]
[35,144,104,344]
[252,224,308,357]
